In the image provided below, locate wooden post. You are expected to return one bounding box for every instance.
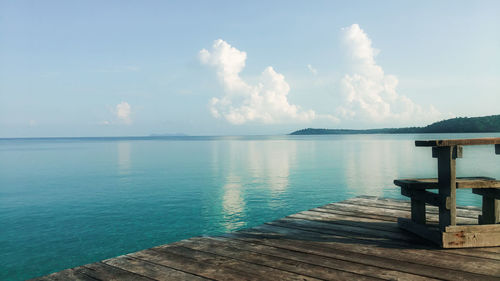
[480,196,499,224]
[496,144,500,155]
[411,198,426,224]
[436,146,457,231]
[474,188,500,224]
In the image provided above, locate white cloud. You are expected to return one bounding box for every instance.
[116,101,131,124]
[307,64,318,75]
[200,39,316,124]
[337,24,444,125]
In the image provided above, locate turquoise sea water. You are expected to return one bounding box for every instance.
[1,133,499,280]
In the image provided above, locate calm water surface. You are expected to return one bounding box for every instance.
[1,133,499,280]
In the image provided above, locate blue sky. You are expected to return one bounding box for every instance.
[1,1,499,137]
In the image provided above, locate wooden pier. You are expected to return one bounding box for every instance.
[33,196,500,281]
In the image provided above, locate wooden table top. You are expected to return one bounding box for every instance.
[415,137,500,147]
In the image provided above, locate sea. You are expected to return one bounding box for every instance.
[1,133,499,280]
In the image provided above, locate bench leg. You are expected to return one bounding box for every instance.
[411,198,426,224]
[436,146,457,231]
[479,196,499,224]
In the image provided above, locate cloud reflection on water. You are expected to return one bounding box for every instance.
[214,139,297,231]
[247,140,296,196]
[117,141,131,176]
[221,174,246,231]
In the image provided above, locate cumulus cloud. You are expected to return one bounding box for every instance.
[337,24,443,125]
[116,101,131,124]
[200,39,315,124]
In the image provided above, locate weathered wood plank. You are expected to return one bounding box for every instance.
[181,237,380,281]
[102,255,208,281]
[312,206,400,222]
[321,202,478,224]
[232,226,500,281]
[153,244,322,281]
[340,197,481,219]
[349,195,481,211]
[344,196,481,212]
[247,223,500,275]
[443,229,500,248]
[271,217,422,244]
[445,224,500,233]
[261,220,500,274]
[416,138,500,147]
[129,247,265,281]
[194,236,435,281]
[80,262,154,281]
[292,210,398,232]
[292,211,433,245]
[297,208,500,260]
[394,177,500,189]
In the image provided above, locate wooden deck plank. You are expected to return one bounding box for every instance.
[129,247,264,281]
[102,255,209,281]
[332,198,482,219]
[80,262,155,281]
[349,196,482,211]
[33,196,500,281]
[194,236,435,281]
[271,217,422,243]
[316,205,476,226]
[151,245,321,281]
[296,208,500,260]
[234,224,500,280]
[323,201,478,223]
[292,210,399,232]
[253,221,500,276]
[179,237,381,281]
[230,231,497,281]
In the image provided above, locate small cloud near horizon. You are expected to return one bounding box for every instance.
[307,64,318,75]
[116,101,132,124]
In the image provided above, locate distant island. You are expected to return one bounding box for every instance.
[149,133,189,137]
[290,114,500,135]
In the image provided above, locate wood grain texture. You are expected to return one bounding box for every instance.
[394,177,500,189]
[416,137,500,147]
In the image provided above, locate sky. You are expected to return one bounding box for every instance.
[1,0,499,137]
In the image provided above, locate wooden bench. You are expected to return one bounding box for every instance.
[394,138,500,248]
